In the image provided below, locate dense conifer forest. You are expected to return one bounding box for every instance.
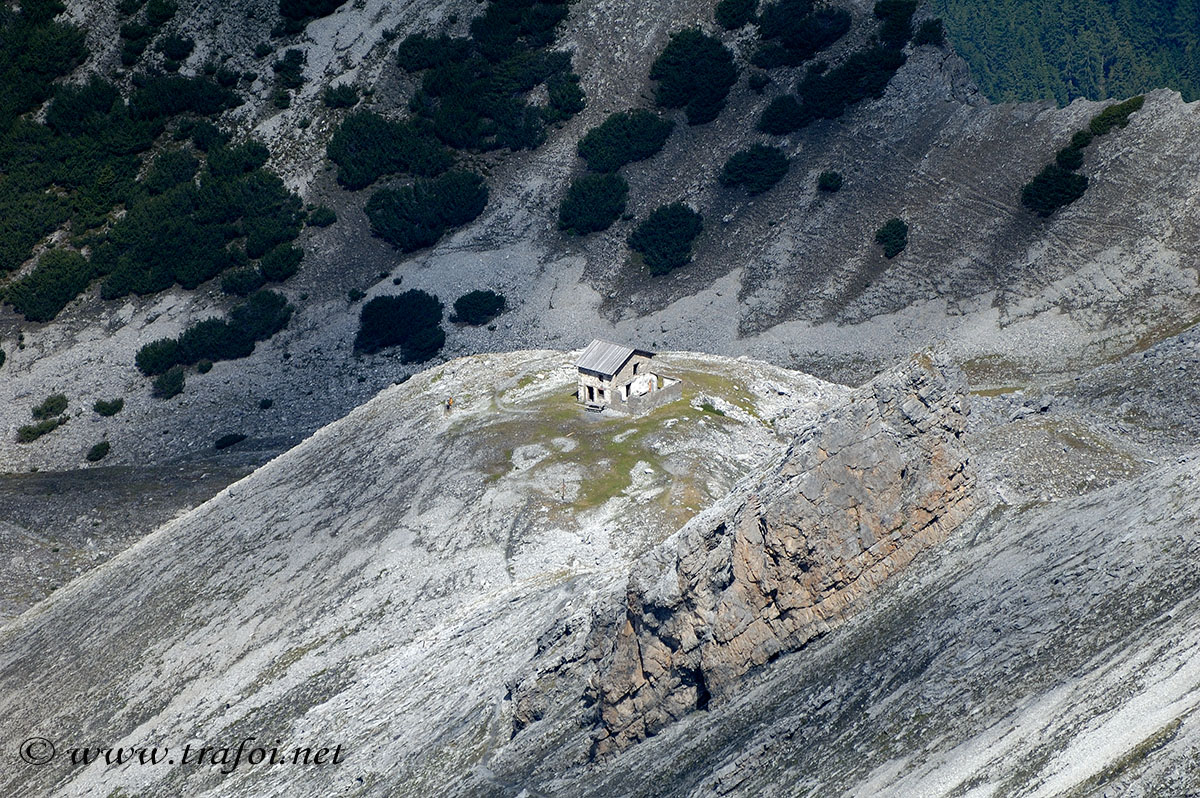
[933,0,1200,102]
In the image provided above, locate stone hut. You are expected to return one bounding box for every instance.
[574,339,679,411]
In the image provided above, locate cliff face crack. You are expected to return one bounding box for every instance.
[510,353,975,757]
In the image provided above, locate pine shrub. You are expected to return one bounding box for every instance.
[577,109,674,173]
[629,203,704,275]
[817,170,843,192]
[32,393,68,420]
[152,365,184,398]
[307,206,337,227]
[17,417,66,443]
[875,217,908,257]
[719,145,789,194]
[715,0,757,30]
[1021,165,1087,216]
[558,173,628,234]
[93,398,125,416]
[451,289,506,325]
[1089,95,1144,136]
[322,84,358,108]
[912,18,944,47]
[326,111,453,190]
[650,29,737,125]
[354,290,444,356]
[365,171,488,252]
[4,250,96,322]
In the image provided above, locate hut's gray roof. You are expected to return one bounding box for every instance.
[574,340,652,377]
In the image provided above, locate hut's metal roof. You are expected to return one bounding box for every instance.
[574,339,652,377]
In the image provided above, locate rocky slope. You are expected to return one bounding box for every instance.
[0,348,845,797]
[2,0,1198,473]
[2,347,1197,797]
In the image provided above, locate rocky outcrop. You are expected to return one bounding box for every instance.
[511,352,974,756]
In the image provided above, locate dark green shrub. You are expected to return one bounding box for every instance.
[396,34,472,72]
[120,33,148,66]
[135,290,291,375]
[873,0,917,49]
[783,46,907,129]
[546,72,586,122]
[86,441,111,461]
[117,0,145,15]
[215,67,240,88]
[326,111,453,189]
[32,393,68,419]
[817,170,843,191]
[452,289,506,325]
[366,171,488,252]
[716,0,757,30]
[875,217,908,258]
[152,364,185,399]
[196,359,213,373]
[354,290,444,354]
[157,34,194,61]
[912,18,944,47]
[307,206,336,227]
[142,149,199,195]
[129,75,240,120]
[758,95,809,134]
[402,325,445,363]
[4,250,96,322]
[1021,164,1088,216]
[752,6,851,68]
[629,203,703,275]
[756,0,813,39]
[102,161,303,299]
[254,42,273,59]
[207,141,270,177]
[719,144,789,194]
[258,244,302,282]
[273,49,305,90]
[214,432,246,449]
[650,29,737,125]
[271,88,291,109]
[93,397,124,416]
[1070,129,1094,149]
[0,349,5,369]
[221,266,265,296]
[136,338,181,376]
[145,0,176,26]
[279,0,345,21]
[1089,95,1144,136]
[0,7,87,126]
[44,77,120,136]
[322,84,358,108]
[748,71,771,94]
[17,417,66,443]
[259,397,273,409]
[577,110,674,173]
[558,173,628,234]
[176,318,251,363]
[469,0,567,62]
[1055,145,1084,170]
[227,289,293,342]
[190,120,230,151]
[399,9,578,151]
